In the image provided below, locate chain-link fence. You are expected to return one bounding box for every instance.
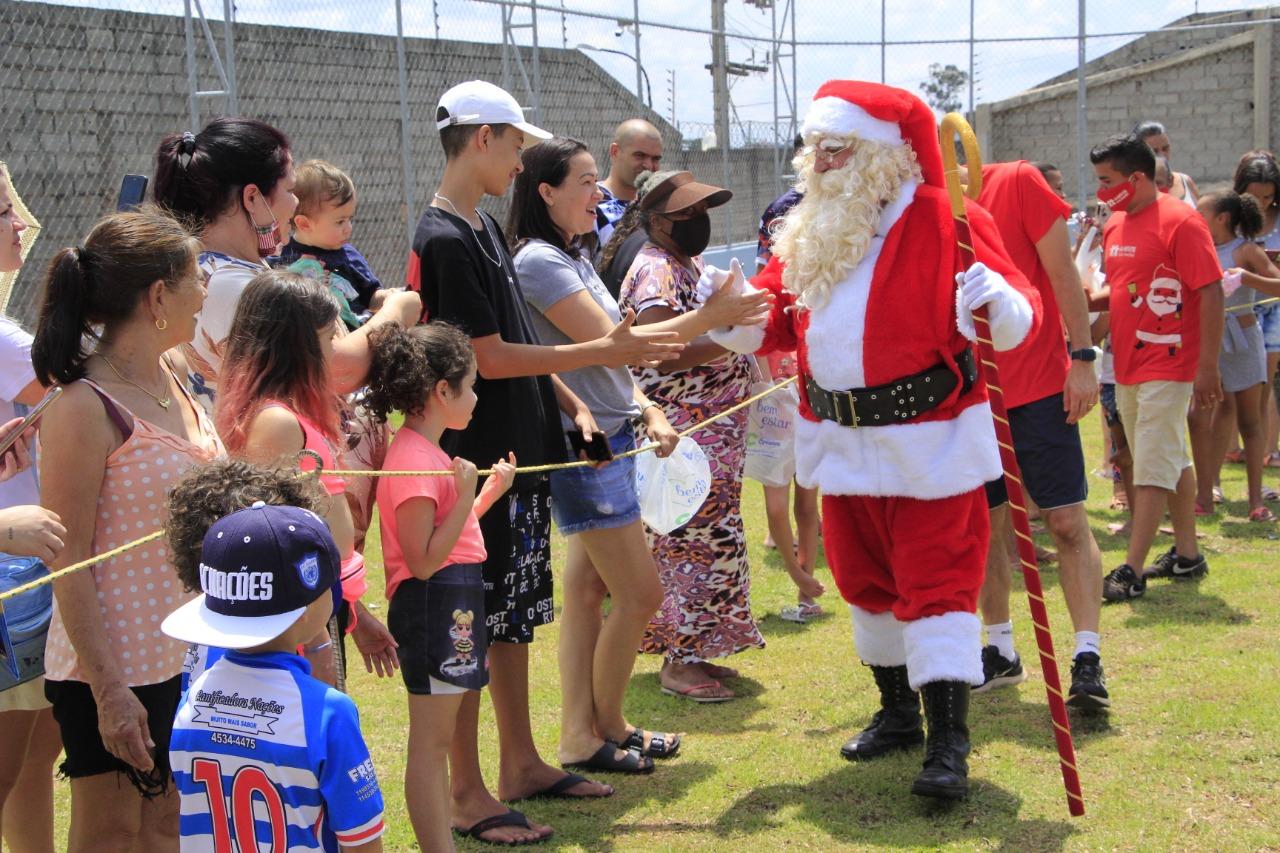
[2,0,1276,325]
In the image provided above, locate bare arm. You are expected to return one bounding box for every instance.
[1194,282,1225,410]
[40,384,156,771]
[341,838,383,853]
[1234,243,1280,298]
[1035,218,1099,423]
[241,407,356,558]
[394,463,477,580]
[330,291,423,394]
[470,310,681,381]
[632,305,731,373]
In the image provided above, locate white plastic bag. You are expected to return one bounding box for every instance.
[1075,223,1103,324]
[634,436,712,535]
[744,381,798,487]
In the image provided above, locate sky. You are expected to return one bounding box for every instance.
[30,0,1276,134]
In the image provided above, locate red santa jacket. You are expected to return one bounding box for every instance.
[751,183,1040,427]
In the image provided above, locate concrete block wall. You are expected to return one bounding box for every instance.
[985,35,1261,203]
[0,1,785,325]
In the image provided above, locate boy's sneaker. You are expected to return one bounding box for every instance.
[1142,546,1179,580]
[1067,652,1110,712]
[1144,547,1209,580]
[1102,564,1145,602]
[972,645,1027,694]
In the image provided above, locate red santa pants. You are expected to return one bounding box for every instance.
[821,487,989,621]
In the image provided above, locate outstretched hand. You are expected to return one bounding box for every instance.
[601,309,684,369]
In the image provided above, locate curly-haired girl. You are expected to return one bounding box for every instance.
[367,320,516,852]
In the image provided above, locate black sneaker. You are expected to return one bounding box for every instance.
[972,645,1027,694]
[1142,546,1178,580]
[1102,564,1145,602]
[1067,652,1110,712]
[1169,552,1208,580]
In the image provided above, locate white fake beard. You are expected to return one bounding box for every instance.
[773,140,920,311]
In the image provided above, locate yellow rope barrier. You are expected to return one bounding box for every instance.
[1,531,165,603]
[323,376,799,478]
[1,378,799,601]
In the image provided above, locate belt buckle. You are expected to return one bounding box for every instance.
[835,390,859,428]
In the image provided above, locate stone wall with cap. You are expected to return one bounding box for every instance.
[977,20,1274,206]
[0,0,790,324]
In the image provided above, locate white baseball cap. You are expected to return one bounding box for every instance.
[435,80,552,140]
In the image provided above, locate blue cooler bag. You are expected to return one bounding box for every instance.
[0,554,52,691]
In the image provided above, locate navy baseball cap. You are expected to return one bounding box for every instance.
[162,502,341,649]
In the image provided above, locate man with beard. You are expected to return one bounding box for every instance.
[701,80,1040,800]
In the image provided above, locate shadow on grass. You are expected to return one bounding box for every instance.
[707,763,1077,850]
[1118,581,1252,627]
[477,761,717,853]
[972,685,1115,751]
[624,671,772,735]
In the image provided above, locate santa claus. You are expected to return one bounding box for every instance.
[701,81,1040,799]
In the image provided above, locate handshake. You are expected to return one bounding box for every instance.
[693,258,773,354]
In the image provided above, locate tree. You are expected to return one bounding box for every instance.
[919,63,968,114]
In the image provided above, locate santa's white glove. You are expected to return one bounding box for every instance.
[695,258,768,353]
[694,258,746,306]
[954,262,1033,351]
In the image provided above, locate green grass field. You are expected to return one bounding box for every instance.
[41,414,1280,851]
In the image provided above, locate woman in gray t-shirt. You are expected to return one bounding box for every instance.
[508,139,770,772]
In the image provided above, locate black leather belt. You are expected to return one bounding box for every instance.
[804,348,978,428]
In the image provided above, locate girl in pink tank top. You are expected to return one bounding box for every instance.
[215,269,399,682]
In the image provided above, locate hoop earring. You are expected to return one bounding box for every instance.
[155,318,168,331]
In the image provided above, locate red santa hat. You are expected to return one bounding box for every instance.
[801,80,944,188]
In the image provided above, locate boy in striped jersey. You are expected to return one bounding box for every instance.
[163,502,385,852]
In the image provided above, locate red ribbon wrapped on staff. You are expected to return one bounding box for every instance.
[939,112,1086,818]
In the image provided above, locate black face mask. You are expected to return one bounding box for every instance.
[665,213,712,257]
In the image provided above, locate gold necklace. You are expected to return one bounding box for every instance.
[95,353,171,410]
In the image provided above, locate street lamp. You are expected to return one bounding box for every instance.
[576,43,653,109]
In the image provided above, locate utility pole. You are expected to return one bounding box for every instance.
[711,0,730,150]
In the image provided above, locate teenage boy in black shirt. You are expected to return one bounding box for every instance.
[407,80,681,845]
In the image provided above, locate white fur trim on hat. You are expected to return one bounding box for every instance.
[850,606,908,666]
[802,96,904,146]
[903,611,984,688]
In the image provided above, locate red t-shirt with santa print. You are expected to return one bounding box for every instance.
[1103,194,1222,385]
[977,161,1074,409]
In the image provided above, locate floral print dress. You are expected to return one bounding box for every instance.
[619,244,765,664]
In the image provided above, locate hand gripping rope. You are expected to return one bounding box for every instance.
[0,377,797,603]
[939,112,1086,818]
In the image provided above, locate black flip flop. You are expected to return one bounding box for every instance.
[621,728,682,759]
[453,809,549,846]
[506,771,612,802]
[563,741,655,775]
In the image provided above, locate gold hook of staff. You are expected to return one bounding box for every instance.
[938,112,984,218]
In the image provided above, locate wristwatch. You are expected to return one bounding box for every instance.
[1069,347,1097,363]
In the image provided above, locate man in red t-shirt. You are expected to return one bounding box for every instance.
[974,161,1107,711]
[1089,134,1223,604]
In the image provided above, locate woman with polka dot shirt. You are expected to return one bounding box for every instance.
[31,207,221,851]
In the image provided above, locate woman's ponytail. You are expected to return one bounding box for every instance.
[30,248,95,385]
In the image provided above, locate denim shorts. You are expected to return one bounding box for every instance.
[1099,383,1119,427]
[1258,303,1280,353]
[550,427,642,535]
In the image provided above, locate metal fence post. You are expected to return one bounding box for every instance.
[1076,0,1088,210]
[221,0,238,114]
[396,0,416,243]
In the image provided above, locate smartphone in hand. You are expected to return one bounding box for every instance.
[566,430,613,462]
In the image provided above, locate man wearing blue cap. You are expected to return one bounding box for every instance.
[163,503,385,852]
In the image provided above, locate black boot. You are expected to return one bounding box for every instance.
[911,681,971,800]
[840,665,924,761]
